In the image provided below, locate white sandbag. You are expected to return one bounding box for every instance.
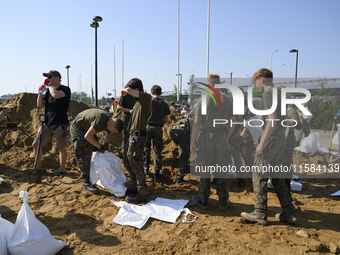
[290,180,302,191]
[332,128,339,145]
[267,179,302,191]
[90,151,127,197]
[295,132,335,155]
[302,106,313,120]
[0,215,14,255]
[0,177,3,185]
[7,191,66,255]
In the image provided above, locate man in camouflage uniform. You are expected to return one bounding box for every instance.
[191,73,235,211]
[70,108,123,193]
[143,85,170,181]
[241,68,296,225]
[170,118,193,185]
[116,89,136,154]
[122,78,152,204]
[228,114,247,187]
[239,104,256,182]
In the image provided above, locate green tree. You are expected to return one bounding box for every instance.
[168,84,177,102]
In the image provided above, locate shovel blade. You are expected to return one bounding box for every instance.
[324,153,333,163]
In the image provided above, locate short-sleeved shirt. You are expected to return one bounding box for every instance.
[261,87,285,134]
[173,118,194,133]
[73,108,111,134]
[194,93,233,131]
[118,94,136,125]
[147,97,170,126]
[127,92,152,134]
[43,85,71,126]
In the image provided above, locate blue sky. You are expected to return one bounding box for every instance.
[1,0,339,97]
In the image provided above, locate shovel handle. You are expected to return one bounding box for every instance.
[328,122,336,156]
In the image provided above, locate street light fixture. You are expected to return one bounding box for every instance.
[152,78,158,85]
[289,49,299,97]
[270,50,278,70]
[65,65,70,87]
[283,64,292,77]
[90,15,103,107]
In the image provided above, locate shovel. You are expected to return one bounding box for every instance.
[28,114,46,183]
[324,121,336,163]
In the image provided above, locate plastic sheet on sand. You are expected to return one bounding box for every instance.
[110,198,192,229]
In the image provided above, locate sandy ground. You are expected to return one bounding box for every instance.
[0,93,340,255]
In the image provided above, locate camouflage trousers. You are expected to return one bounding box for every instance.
[240,135,255,168]
[126,134,149,196]
[252,132,295,219]
[282,148,294,180]
[121,126,129,154]
[229,134,242,172]
[70,122,98,177]
[196,130,231,202]
[144,126,163,172]
[198,178,229,204]
[170,127,190,177]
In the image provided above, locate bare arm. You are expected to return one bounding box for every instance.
[163,115,169,125]
[0,108,11,123]
[256,111,277,155]
[227,116,236,139]
[121,87,139,98]
[84,126,101,149]
[116,104,132,113]
[105,131,111,143]
[37,94,44,108]
[190,116,201,153]
[49,86,66,99]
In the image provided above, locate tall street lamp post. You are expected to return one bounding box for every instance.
[65,65,70,87]
[90,16,102,107]
[270,50,278,70]
[176,74,182,103]
[289,49,299,98]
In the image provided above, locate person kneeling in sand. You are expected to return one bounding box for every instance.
[70,108,123,194]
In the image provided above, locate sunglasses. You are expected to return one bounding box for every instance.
[47,75,56,79]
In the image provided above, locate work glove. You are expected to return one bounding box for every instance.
[43,79,51,86]
[99,142,109,153]
[334,115,339,123]
[38,85,48,95]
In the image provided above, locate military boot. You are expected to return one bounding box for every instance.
[153,170,163,182]
[143,159,149,173]
[175,176,190,185]
[83,175,100,194]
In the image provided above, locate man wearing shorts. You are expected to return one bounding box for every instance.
[32,70,71,178]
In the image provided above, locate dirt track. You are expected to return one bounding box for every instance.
[0,93,340,255]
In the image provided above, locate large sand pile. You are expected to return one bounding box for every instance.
[0,93,339,254]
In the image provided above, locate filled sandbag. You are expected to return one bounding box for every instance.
[7,191,66,255]
[90,151,127,197]
[0,215,14,255]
